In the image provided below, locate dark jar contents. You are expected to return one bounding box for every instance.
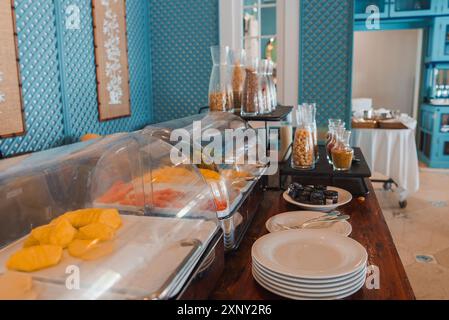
[242,68,259,115]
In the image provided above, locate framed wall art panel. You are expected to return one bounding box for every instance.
[0,0,25,138]
[92,0,131,121]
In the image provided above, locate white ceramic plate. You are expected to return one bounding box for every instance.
[283,187,353,212]
[252,265,366,294]
[252,229,367,280]
[252,269,365,300]
[252,260,366,287]
[265,211,352,237]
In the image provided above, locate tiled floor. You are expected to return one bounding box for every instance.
[374,169,449,300]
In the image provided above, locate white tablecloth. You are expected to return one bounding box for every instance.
[351,128,420,201]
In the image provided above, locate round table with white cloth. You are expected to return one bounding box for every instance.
[351,127,420,203]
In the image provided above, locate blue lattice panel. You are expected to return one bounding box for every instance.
[0,0,153,156]
[58,0,152,141]
[299,0,354,127]
[149,0,219,122]
[0,0,65,157]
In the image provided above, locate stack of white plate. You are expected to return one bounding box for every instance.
[252,230,368,300]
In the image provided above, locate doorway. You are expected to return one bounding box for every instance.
[352,29,423,119]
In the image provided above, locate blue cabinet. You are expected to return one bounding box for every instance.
[390,0,439,17]
[427,17,449,61]
[355,0,390,20]
[419,104,449,168]
[437,0,449,14]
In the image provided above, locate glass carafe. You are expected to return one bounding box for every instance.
[267,60,277,111]
[292,106,315,170]
[308,103,319,162]
[326,121,344,165]
[326,119,343,141]
[258,59,272,114]
[242,57,261,116]
[331,130,354,171]
[231,49,246,111]
[292,123,315,170]
[209,46,234,112]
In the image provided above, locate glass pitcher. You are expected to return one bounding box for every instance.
[326,120,345,165]
[292,105,315,170]
[267,60,277,111]
[209,46,234,112]
[241,57,261,116]
[258,59,272,114]
[307,103,319,162]
[231,49,246,111]
[331,130,354,171]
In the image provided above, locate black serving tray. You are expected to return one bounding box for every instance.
[279,146,372,196]
[235,105,293,122]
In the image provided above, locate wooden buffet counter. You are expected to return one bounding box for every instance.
[210,179,415,300]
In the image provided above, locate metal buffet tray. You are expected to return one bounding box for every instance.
[0,215,218,300]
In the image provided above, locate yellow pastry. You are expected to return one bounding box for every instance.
[68,239,115,261]
[77,223,115,241]
[23,235,40,248]
[30,224,53,245]
[48,218,77,248]
[7,245,63,272]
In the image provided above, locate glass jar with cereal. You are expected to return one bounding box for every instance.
[291,123,315,170]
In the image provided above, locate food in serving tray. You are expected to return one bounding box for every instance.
[221,169,253,189]
[0,272,37,300]
[149,166,195,183]
[77,223,115,241]
[6,208,123,272]
[199,168,221,180]
[54,208,122,230]
[7,245,63,272]
[287,183,339,205]
[30,218,77,248]
[96,181,134,204]
[68,239,115,261]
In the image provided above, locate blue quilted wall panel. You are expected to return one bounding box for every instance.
[299,0,354,127]
[0,0,65,156]
[149,0,219,122]
[0,0,152,157]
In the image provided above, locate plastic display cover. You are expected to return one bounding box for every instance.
[144,112,268,217]
[0,133,219,300]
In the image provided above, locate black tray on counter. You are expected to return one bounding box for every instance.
[279,146,372,196]
[235,105,293,122]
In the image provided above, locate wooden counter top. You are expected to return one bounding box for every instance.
[210,179,415,300]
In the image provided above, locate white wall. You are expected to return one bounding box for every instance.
[352,29,422,117]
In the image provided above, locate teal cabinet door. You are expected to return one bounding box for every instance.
[431,17,449,61]
[390,0,439,17]
[439,0,449,13]
[354,0,389,20]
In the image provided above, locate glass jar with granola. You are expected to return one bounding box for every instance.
[291,123,315,170]
[209,46,234,112]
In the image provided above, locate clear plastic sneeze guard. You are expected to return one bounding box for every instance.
[144,112,267,219]
[0,133,220,300]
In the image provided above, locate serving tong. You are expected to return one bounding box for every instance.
[275,211,350,231]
